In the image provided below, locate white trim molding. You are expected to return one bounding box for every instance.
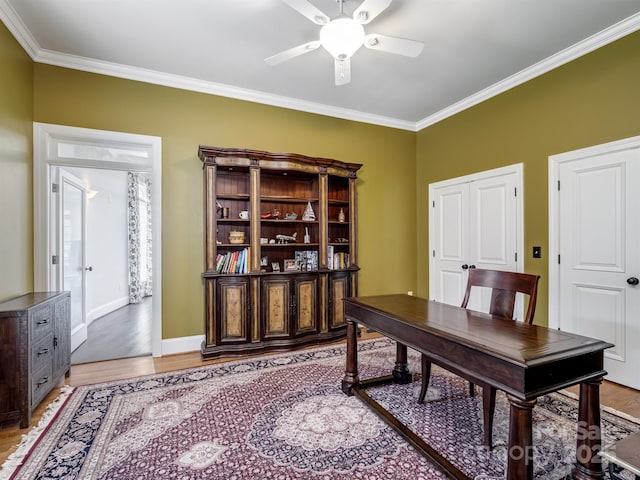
[2,0,639,132]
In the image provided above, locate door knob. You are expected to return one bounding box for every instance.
[85,266,93,272]
[627,277,639,285]
[461,264,469,270]
[469,265,476,269]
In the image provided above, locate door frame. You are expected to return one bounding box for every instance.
[548,135,640,329]
[33,122,163,357]
[428,163,524,300]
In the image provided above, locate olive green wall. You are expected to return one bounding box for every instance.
[416,31,640,326]
[0,22,33,302]
[32,64,417,339]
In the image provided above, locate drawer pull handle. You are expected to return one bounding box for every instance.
[36,377,50,388]
[37,348,50,356]
[36,319,49,325]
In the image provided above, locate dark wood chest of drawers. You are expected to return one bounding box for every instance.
[0,292,71,428]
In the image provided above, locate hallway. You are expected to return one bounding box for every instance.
[71,297,152,364]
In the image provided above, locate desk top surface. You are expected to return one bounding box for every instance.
[345,294,613,367]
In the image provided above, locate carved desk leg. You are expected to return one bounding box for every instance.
[506,395,536,480]
[341,319,359,395]
[569,378,605,480]
[393,342,413,384]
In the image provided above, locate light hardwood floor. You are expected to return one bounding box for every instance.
[1,336,639,466]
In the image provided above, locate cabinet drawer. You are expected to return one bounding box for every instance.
[31,334,53,375]
[31,305,53,340]
[31,363,53,408]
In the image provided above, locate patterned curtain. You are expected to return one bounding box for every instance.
[127,172,153,303]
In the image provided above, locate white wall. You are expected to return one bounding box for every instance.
[67,167,129,323]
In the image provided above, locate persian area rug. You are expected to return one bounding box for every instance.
[2,338,638,480]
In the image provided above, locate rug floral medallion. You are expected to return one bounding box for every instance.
[2,338,638,480]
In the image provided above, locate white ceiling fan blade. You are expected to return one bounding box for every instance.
[282,0,329,25]
[364,33,424,57]
[353,0,393,24]
[265,41,320,66]
[335,58,351,86]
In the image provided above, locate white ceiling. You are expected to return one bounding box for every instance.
[2,0,640,131]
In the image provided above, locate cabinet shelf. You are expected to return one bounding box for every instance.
[260,219,319,224]
[218,193,250,200]
[260,243,320,248]
[261,196,319,203]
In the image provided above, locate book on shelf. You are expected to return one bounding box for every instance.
[217,248,250,274]
[326,246,349,270]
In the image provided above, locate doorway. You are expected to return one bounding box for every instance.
[549,136,640,390]
[428,164,524,314]
[33,123,162,358]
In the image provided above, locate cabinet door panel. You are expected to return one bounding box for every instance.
[262,276,291,338]
[294,274,318,335]
[329,272,350,329]
[217,277,250,342]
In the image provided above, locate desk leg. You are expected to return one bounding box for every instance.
[506,395,536,480]
[341,319,359,395]
[569,378,604,480]
[393,343,413,384]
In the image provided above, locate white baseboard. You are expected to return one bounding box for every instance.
[160,335,204,356]
[87,296,130,325]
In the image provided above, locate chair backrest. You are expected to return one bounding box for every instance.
[460,268,540,324]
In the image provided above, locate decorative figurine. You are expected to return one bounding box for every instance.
[303,227,311,244]
[338,208,346,223]
[261,209,280,219]
[284,212,298,220]
[302,201,315,221]
[276,232,297,243]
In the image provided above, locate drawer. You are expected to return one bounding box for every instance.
[31,334,53,375]
[31,304,53,340]
[31,363,53,409]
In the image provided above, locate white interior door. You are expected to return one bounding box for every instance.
[430,165,522,315]
[57,168,89,351]
[557,146,640,390]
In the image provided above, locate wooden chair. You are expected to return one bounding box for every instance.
[417,268,540,449]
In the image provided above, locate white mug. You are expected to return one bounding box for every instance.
[239,210,249,220]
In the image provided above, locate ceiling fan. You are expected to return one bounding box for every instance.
[265,0,424,85]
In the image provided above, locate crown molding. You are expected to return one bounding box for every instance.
[0,0,40,57]
[35,47,417,131]
[2,0,639,133]
[416,12,640,131]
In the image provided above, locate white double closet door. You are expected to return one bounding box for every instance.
[429,165,523,316]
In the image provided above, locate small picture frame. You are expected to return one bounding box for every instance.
[284,259,299,271]
[271,262,280,272]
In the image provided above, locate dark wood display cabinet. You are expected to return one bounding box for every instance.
[0,292,71,428]
[199,146,361,359]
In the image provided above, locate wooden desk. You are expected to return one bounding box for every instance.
[340,294,613,480]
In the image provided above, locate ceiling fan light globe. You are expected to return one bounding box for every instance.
[320,17,365,59]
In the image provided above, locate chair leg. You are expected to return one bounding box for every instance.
[482,385,497,449]
[418,354,432,404]
[469,382,475,397]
